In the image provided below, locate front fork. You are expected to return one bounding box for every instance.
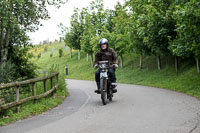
[100,77,107,92]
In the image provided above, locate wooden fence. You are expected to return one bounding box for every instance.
[0,72,59,112]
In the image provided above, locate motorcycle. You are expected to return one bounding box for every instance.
[97,61,117,105]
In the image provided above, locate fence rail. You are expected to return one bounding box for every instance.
[0,72,59,112]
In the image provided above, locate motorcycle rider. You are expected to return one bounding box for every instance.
[94,38,118,94]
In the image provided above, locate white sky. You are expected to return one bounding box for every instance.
[28,0,125,44]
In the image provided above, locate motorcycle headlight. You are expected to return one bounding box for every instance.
[100,64,106,68]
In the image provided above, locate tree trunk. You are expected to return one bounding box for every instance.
[196,58,200,74]
[140,54,143,71]
[120,55,123,68]
[91,55,93,67]
[0,27,3,45]
[175,56,178,73]
[78,49,80,61]
[157,55,161,70]
[1,47,7,65]
[0,24,4,64]
[1,29,10,65]
[2,7,12,65]
[86,53,89,62]
[70,48,72,58]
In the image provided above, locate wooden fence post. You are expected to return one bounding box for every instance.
[32,83,36,103]
[50,78,53,96]
[140,54,143,71]
[43,79,47,92]
[175,56,178,73]
[55,75,59,94]
[56,75,59,85]
[50,78,53,88]
[16,86,20,113]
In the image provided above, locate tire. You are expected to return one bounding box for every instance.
[100,78,107,105]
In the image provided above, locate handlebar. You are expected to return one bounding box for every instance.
[97,61,116,69]
[94,61,118,69]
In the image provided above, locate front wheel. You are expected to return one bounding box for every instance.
[100,78,107,105]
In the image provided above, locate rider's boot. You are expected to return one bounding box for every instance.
[111,82,117,93]
[94,82,100,94]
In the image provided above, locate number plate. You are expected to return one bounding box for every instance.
[100,72,108,78]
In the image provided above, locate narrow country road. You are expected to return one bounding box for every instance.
[0,79,200,133]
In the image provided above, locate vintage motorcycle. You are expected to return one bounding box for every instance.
[97,61,117,105]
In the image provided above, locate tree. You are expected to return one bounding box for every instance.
[80,7,95,65]
[0,0,64,63]
[0,0,66,81]
[126,0,151,70]
[112,2,130,68]
[169,0,200,73]
[69,8,85,60]
[143,0,175,70]
[64,28,73,58]
[127,0,178,70]
[58,23,73,58]
[80,0,107,65]
[58,23,67,42]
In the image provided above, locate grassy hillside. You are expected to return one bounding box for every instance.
[30,42,200,99]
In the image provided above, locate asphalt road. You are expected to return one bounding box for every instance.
[0,79,200,133]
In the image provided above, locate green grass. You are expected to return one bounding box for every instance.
[29,42,200,99]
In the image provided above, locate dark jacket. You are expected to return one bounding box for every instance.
[95,48,118,65]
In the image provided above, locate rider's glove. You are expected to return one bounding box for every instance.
[94,64,98,69]
[113,64,118,68]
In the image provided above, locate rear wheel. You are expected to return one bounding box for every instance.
[100,78,107,105]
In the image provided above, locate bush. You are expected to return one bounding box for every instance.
[8,46,37,80]
[44,46,48,52]
[0,61,17,84]
[50,53,53,57]
[37,53,41,59]
[59,48,63,57]
[0,61,18,104]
